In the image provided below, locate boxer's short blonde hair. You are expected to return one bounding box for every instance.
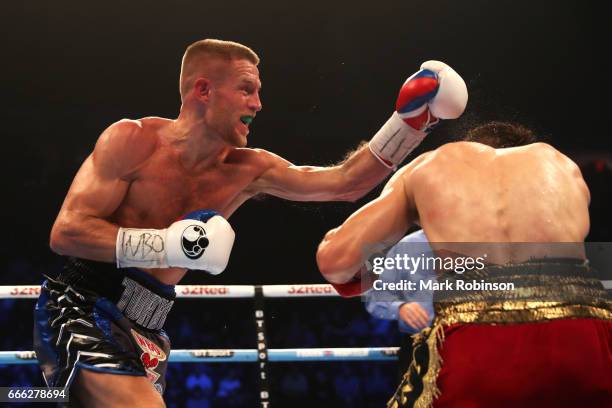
[180,39,260,100]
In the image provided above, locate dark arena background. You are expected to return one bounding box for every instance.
[1,1,610,407]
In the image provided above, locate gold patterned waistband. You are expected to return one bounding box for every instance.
[437,301,612,325]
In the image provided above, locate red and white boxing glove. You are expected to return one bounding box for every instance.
[331,269,376,298]
[369,60,468,169]
[116,210,235,275]
[331,278,364,298]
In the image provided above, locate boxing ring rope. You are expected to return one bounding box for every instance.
[3,281,611,299]
[0,348,399,365]
[0,284,344,299]
[0,283,399,365]
[1,280,611,364]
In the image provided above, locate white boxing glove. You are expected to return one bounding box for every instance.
[369,60,468,169]
[420,60,469,120]
[116,210,235,275]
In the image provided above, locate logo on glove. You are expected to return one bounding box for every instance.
[181,225,209,259]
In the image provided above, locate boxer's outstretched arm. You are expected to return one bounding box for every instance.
[50,120,155,262]
[251,61,467,202]
[316,155,426,283]
[249,143,391,202]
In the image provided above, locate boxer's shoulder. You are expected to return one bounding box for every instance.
[387,151,437,195]
[524,141,556,152]
[438,141,493,156]
[523,142,578,168]
[96,118,160,150]
[395,150,437,178]
[244,147,281,161]
[522,143,586,183]
[228,147,286,172]
[497,142,577,170]
[420,142,497,168]
[494,142,557,156]
[94,118,161,176]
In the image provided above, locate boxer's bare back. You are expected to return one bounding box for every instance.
[411,142,590,242]
[318,141,591,281]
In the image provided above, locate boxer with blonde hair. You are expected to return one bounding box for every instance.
[35,38,468,407]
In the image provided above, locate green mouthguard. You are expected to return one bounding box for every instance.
[240,116,253,125]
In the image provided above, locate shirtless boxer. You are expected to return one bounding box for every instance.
[317,122,612,407]
[34,39,468,407]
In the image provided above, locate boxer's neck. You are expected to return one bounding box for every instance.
[169,113,230,169]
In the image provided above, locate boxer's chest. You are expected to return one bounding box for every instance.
[113,150,260,227]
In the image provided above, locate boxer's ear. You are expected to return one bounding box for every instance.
[194,78,212,102]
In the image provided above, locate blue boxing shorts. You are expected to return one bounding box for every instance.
[33,257,175,395]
